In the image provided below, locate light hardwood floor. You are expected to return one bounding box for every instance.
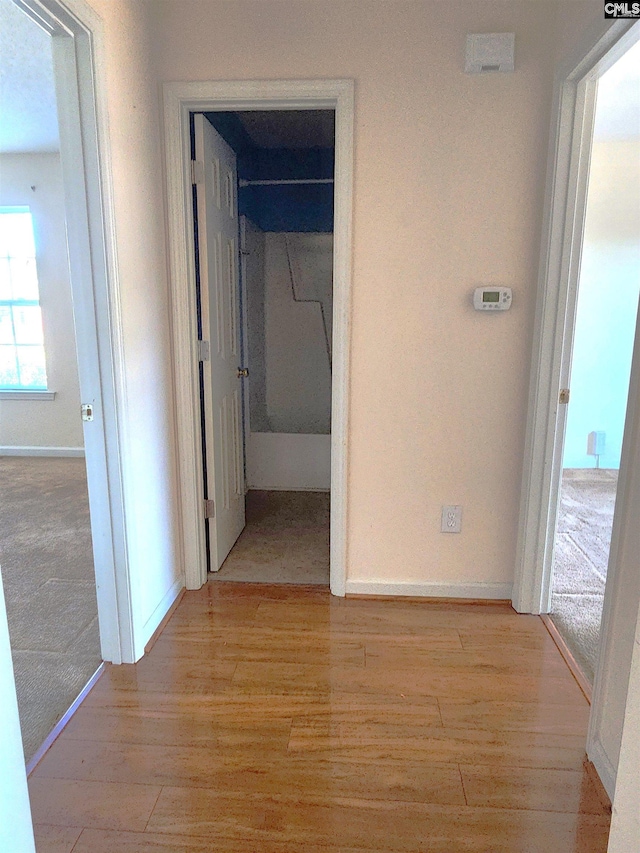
[29,583,611,852]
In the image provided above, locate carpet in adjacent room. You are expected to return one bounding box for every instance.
[551,468,617,685]
[0,456,101,764]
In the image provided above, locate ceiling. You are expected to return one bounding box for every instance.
[0,0,59,154]
[234,110,335,149]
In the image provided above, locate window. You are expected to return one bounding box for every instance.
[0,207,48,390]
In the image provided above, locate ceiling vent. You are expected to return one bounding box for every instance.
[465,33,515,73]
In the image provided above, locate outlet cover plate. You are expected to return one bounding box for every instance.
[441,505,462,533]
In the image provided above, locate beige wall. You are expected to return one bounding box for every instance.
[152,0,557,590]
[83,0,181,651]
[0,153,83,451]
[555,0,607,65]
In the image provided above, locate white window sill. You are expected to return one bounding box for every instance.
[0,390,56,401]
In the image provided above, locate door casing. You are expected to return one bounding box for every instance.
[513,18,640,799]
[513,19,638,615]
[163,79,354,595]
[12,0,133,663]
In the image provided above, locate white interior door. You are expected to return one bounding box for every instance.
[239,215,252,486]
[194,114,245,570]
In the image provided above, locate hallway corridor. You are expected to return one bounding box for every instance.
[28,584,610,852]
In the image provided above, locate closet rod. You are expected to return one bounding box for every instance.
[239,178,334,187]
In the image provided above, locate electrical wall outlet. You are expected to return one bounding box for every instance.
[441,505,462,533]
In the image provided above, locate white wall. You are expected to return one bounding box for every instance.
[286,232,333,358]
[245,227,333,486]
[0,153,83,452]
[244,218,268,431]
[264,232,332,434]
[247,432,331,491]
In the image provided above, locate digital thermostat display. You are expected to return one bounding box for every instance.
[473,286,512,311]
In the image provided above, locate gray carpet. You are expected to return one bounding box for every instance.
[0,456,101,764]
[551,469,618,685]
[211,490,330,584]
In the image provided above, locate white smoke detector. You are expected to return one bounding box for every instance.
[465,33,515,73]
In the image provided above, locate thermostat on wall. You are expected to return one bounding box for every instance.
[473,286,512,311]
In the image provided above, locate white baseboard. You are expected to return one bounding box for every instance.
[344,580,514,600]
[26,662,104,776]
[587,733,616,802]
[139,577,183,660]
[251,485,330,492]
[0,446,85,457]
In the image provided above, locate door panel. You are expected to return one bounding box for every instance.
[194,114,245,570]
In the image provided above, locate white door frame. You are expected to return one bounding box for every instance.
[512,19,639,616]
[239,215,253,492]
[13,0,134,663]
[163,79,354,595]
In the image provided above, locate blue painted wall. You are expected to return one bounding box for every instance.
[239,149,334,233]
[203,113,334,232]
[561,48,640,471]
[563,243,640,469]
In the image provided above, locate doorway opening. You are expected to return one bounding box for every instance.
[513,21,640,800]
[548,38,640,687]
[0,0,132,773]
[0,0,101,767]
[192,110,334,586]
[163,79,353,596]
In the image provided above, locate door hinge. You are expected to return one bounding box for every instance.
[198,340,210,362]
[237,367,249,378]
[559,388,570,404]
[81,403,94,422]
[191,159,205,185]
[204,498,215,519]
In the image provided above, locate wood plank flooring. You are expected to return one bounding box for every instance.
[29,583,611,852]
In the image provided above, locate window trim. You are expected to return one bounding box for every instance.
[0,389,56,400]
[0,206,49,391]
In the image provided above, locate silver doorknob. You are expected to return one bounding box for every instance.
[237,367,249,378]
